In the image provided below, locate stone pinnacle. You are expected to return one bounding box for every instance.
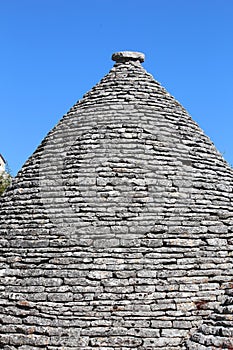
[112,51,145,63]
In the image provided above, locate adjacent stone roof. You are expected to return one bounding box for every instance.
[0,51,232,349]
[0,153,6,172]
[0,154,6,164]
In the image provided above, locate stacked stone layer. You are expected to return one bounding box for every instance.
[186,286,233,349]
[0,54,232,349]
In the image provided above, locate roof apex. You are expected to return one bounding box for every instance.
[112,51,145,63]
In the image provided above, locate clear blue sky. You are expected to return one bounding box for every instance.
[1,0,232,175]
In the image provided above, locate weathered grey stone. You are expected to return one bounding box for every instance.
[112,51,145,63]
[0,51,233,349]
[186,286,233,349]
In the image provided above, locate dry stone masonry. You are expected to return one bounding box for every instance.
[0,51,232,349]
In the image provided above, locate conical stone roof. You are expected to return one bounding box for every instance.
[0,51,232,349]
